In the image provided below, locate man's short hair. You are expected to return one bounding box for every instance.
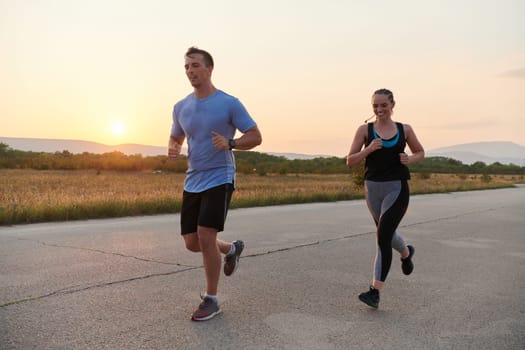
[185,47,214,68]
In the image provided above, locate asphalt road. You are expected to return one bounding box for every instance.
[1,186,524,349]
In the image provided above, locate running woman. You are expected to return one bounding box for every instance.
[346,88,424,308]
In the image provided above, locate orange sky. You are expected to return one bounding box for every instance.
[1,0,524,156]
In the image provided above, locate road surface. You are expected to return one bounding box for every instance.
[1,186,524,349]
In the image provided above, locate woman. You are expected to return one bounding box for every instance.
[346,88,424,308]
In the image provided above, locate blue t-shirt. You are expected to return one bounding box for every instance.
[171,89,256,192]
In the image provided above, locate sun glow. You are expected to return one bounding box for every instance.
[110,121,126,136]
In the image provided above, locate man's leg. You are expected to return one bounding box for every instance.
[187,184,236,321]
[217,239,233,255]
[183,232,231,255]
[183,232,200,252]
[197,226,221,296]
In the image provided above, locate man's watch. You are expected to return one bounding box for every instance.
[228,139,236,150]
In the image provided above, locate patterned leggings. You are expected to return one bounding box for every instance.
[364,180,409,282]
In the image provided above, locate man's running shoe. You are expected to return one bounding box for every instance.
[401,245,415,275]
[191,296,221,321]
[358,286,380,309]
[224,240,244,276]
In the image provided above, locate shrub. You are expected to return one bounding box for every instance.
[418,171,432,179]
[481,173,492,182]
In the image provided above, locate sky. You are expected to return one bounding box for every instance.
[1,0,524,156]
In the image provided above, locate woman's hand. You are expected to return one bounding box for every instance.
[399,152,410,164]
[367,138,383,153]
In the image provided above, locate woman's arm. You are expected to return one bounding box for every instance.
[400,124,425,164]
[346,124,382,168]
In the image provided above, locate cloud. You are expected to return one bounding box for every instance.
[500,67,525,79]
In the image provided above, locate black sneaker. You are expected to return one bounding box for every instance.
[401,245,415,275]
[224,240,244,276]
[358,286,380,309]
[191,296,221,321]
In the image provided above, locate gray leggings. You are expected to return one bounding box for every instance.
[365,180,409,282]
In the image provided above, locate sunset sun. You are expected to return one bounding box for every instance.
[110,121,126,137]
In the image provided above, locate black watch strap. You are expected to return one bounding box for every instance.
[228,139,236,150]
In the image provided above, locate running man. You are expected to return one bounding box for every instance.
[169,47,262,321]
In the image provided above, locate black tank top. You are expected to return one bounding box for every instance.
[365,122,410,181]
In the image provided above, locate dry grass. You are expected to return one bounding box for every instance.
[0,170,519,225]
[410,172,520,193]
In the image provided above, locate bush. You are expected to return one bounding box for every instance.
[481,173,492,182]
[351,161,365,187]
[418,171,432,179]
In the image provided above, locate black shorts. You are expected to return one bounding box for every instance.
[180,183,234,235]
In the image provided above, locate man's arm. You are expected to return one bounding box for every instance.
[211,126,262,151]
[168,135,185,160]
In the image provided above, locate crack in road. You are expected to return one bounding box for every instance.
[1,206,500,308]
[14,238,195,267]
[244,207,501,258]
[0,267,199,308]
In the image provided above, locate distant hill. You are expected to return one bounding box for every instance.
[427,141,525,166]
[1,137,524,165]
[266,152,334,160]
[0,137,169,157]
[0,137,333,160]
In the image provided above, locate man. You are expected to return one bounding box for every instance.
[168,47,262,321]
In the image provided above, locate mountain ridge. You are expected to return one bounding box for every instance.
[426,141,524,166]
[0,137,169,157]
[1,137,524,165]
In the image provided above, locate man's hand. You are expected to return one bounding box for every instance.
[211,131,229,150]
[168,138,182,160]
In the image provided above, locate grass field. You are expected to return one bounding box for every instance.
[0,169,521,225]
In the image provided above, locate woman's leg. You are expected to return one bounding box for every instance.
[372,180,409,288]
